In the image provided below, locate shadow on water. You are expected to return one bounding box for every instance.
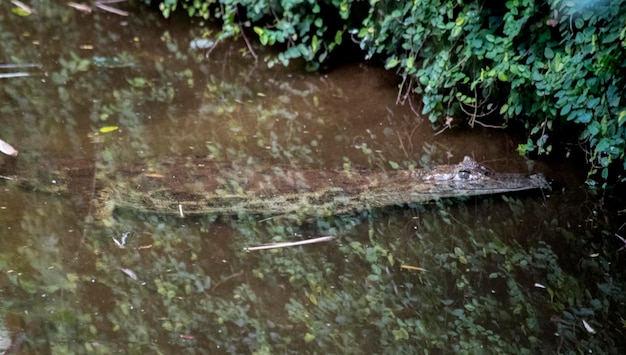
[1,1,625,353]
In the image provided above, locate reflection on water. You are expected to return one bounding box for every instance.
[1,1,624,353]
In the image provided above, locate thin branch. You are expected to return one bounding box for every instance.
[238,20,258,61]
[407,92,421,118]
[471,119,507,129]
[212,270,244,290]
[396,130,409,159]
[434,116,453,135]
[205,38,221,59]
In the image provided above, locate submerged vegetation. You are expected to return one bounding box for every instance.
[156,0,626,186]
[3,190,624,353]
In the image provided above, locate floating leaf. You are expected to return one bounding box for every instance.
[112,237,124,249]
[120,268,138,280]
[309,293,318,305]
[0,139,18,156]
[99,126,119,133]
[582,319,596,334]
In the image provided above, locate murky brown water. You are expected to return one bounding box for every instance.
[1,1,624,353]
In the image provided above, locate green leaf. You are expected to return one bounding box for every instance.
[11,7,31,16]
[544,47,554,59]
[587,121,600,135]
[575,18,585,29]
[577,111,592,123]
[393,327,410,341]
[596,138,610,152]
[601,167,609,179]
[309,293,318,305]
[586,97,600,109]
[334,30,343,45]
[618,111,626,126]
[406,56,415,70]
[385,56,399,69]
[451,26,463,38]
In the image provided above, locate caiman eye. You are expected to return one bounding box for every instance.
[458,170,471,180]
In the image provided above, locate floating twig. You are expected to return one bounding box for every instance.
[0,72,35,79]
[1,63,43,79]
[0,63,42,69]
[93,2,129,17]
[68,1,129,16]
[212,270,244,290]
[400,264,427,272]
[245,236,335,251]
[67,2,92,13]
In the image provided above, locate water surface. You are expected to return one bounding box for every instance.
[1,1,624,353]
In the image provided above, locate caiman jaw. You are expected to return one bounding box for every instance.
[423,156,492,181]
[420,158,548,197]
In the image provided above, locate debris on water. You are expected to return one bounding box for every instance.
[120,268,138,280]
[582,319,596,334]
[245,236,335,251]
[0,138,18,156]
[99,126,119,133]
[401,264,426,271]
[91,56,136,68]
[190,38,215,50]
[10,0,34,16]
[112,232,131,248]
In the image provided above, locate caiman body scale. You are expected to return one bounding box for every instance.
[6,156,549,219]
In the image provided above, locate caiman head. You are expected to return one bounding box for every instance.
[420,156,549,196]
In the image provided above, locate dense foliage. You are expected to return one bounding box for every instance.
[157,0,626,185]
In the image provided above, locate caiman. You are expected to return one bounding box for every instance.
[2,156,548,219]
